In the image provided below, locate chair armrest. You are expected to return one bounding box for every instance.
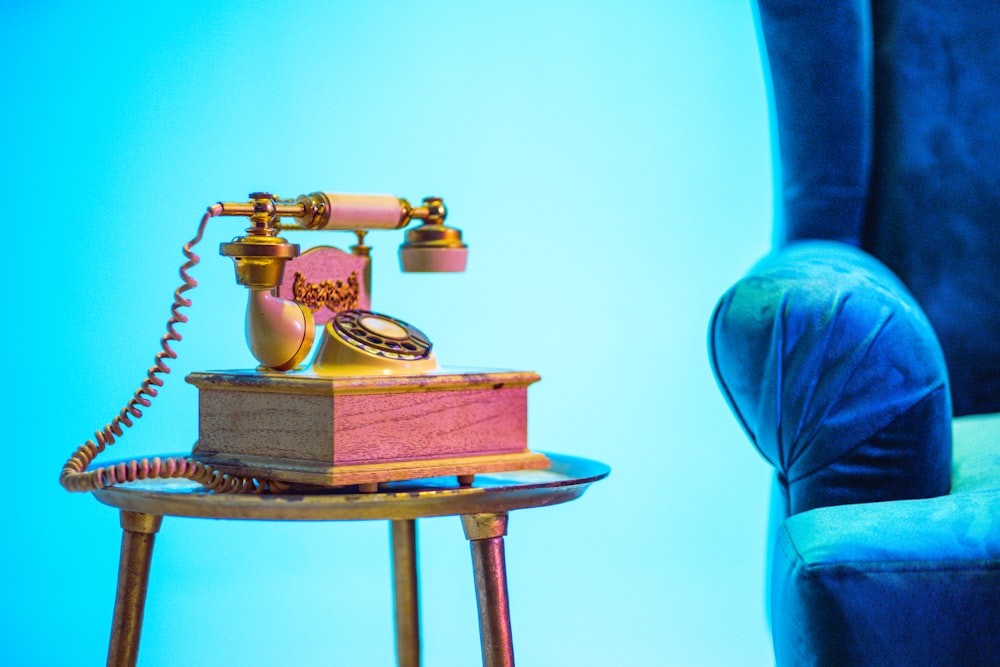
[773,488,1000,665]
[708,240,951,514]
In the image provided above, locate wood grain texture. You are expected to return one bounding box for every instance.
[191,450,551,487]
[189,369,546,486]
[331,387,528,464]
[196,389,334,462]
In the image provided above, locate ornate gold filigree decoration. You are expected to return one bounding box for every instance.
[292,271,360,313]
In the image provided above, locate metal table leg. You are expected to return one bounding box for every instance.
[462,512,514,667]
[391,519,420,667]
[107,511,163,667]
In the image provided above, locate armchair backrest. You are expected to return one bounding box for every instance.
[757,0,1000,416]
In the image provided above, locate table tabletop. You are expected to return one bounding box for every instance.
[92,452,609,521]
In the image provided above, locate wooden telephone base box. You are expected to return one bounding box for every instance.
[186,368,549,490]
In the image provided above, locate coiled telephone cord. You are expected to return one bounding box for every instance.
[60,206,283,495]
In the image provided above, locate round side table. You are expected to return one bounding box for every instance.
[92,452,609,667]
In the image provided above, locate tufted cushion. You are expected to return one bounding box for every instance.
[709,241,952,515]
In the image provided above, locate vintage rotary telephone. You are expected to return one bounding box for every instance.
[61,191,547,494]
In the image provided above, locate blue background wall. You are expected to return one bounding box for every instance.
[1,1,774,664]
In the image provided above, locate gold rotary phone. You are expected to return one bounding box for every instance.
[61,191,548,494]
[217,192,465,373]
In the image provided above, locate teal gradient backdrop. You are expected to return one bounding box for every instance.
[1,1,774,664]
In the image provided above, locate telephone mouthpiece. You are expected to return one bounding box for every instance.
[397,196,468,272]
[398,222,468,272]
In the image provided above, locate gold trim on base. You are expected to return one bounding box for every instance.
[186,368,541,396]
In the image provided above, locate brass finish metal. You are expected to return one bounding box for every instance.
[220,235,299,289]
[214,192,454,231]
[401,222,465,250]
[461,512,508,541]
[92,453,606,521]
[330,309,432,361]
[291,270,361,313]
[120,510,163,535]
[93,455,607,666]
[293,193,325,229]
[400,197,467,252]
[218,193,306,222]
[463,512,514,667]
[391,520,421,667]
[214,192,461,296]
[350,230,371,257]
[108,511,162,667]
[350,230,373,299]
[405,197,447,225]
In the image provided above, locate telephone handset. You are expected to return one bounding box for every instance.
[61,191,547,495]
[219,192,463,373]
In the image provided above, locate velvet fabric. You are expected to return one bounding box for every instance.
[864,2,1000,417]
[758,0,1000,416]
[771,414,1000,666]
[709,1,1000,663]
[710,242,952,516]
[756,0,872,247]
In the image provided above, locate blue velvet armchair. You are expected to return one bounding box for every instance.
[708,1,1000,664]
